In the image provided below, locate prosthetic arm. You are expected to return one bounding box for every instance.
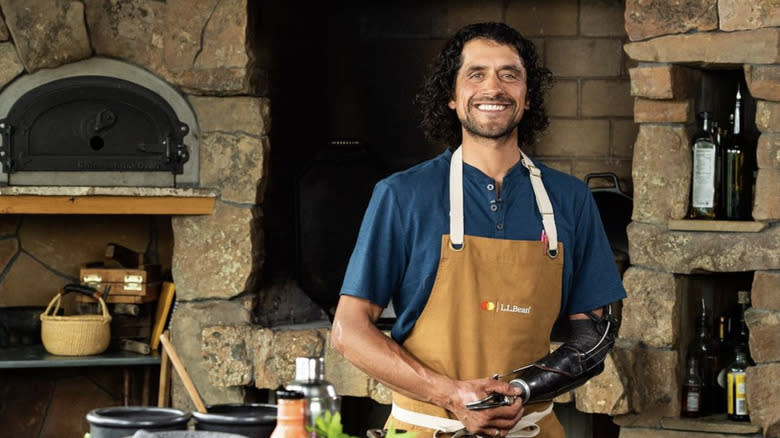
[466,303,620,409]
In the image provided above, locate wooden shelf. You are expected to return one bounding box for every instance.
[0,187,217,214]
[668,220,767,233]
[661,415,761,435]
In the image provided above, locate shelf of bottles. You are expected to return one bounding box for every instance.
[682,70,761,231]
[670,272,758,432]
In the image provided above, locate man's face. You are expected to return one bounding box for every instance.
[448,38,530,142]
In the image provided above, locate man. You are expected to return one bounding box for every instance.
[331,22,626,438]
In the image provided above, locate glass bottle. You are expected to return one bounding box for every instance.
[682,354,703,418]
[690,111,720,219]
[733,291,754,363]
[712,315,729,413]
[723,83,749,220]
[688,298,717,414]
[271,389,309,438]
[727,345,750,421]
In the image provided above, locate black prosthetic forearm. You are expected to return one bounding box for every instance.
[510,304,620,404]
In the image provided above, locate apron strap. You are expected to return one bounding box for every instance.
[448,146,559,258]
[449,146,465,249]
[519,151,558,258]
[391,402,553,438]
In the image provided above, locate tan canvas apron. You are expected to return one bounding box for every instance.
[386,147,565,438]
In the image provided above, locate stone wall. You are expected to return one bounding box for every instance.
[0,0,267,434]
[619,1,780,437]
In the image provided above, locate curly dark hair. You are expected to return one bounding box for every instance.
[416,22,553,149]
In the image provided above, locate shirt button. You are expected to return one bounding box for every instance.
[486,184,495,191]
[496,223,504,230]
[490,204,498,212]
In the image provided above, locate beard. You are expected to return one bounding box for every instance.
[459,99,522,140]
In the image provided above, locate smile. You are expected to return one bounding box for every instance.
[476,103,510,111]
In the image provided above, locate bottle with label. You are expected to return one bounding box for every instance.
[727,345,750,421]
[690,111,721,219]
[723,83,750,220]
[271,389,309,438]
[682,354,703,417]
[286,356,341,437]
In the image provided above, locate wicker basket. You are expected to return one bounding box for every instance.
[40,287,111,356]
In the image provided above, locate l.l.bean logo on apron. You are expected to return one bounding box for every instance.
[480,300,533,314]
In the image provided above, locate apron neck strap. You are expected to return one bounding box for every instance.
[449,146,559,258]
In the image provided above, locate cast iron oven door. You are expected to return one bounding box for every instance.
[0,76,189,175]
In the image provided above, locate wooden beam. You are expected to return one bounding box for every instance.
[0,195,216,214]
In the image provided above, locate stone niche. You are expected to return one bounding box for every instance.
[616,1,780,437]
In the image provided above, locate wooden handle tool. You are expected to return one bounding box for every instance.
[159,332,208,413]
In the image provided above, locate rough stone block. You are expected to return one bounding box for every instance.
[757,100,780,132]
[624,0,717,41]
[83,0,165,74]
[634,99,692,123]
[505,0,578,37]
[746,363,780,437]
[0,42,24,90]
[612,340,680,416]
[253,325,330,390]
[745,65,780,102]
[582,79,633,117]
[752,271,780,311]
[172,202,257,300]
[719,0,780,31]
[627,222,780,273]
[0,14,8,41]
[746,309,780,363]
[753,168,780,220]
[546,80,578,117]
[629,66,699,100]
[613,120,639,159]
[580,0,626,37]
[200,133,268,205]
[169,301,250,410]
[162,0,256,94]
[631,124,690,223]
[0,0,91,72]
[574,352,629,415]
[757,133,780,168]
[624,28,780,64]
[189,96,271,136]
[537,119,610,156]
[202,324,254,387]
[621,268,680,348]
[546,38,624,77]
[431,1,502,38]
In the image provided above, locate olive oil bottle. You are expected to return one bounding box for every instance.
[690,111,720,219]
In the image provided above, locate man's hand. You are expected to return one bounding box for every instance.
[446,378,525,437]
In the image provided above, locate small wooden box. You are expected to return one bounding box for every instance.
[79,266,161,303]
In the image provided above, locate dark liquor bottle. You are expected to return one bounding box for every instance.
[690,111,720,219]
[733,291,754,363]
[688,299,717,414]
[710,316,729,413]
[682,354,703,418]
[723,83,749,220]
[727,345,750,421]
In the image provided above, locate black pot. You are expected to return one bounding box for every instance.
[585,173,633,256]
[86,406,190,438]
[193,403,277,438]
